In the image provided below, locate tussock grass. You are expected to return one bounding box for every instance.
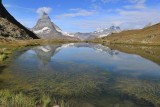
[0,90,35,107]
[0,54,7,61]
[0,46,26,62]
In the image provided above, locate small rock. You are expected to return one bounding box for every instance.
[53,105,60,107]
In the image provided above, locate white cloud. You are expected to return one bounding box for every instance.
[61,0,160,31]
[36,7,52,16]
[91,0,146,5]
[57,6,160,32]
[124,0,146,9]
[5,0,159,32]
[128,0,146,4]
[55,8,96,18]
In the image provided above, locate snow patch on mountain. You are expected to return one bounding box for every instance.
[63,26,122,40]
[94,26,121,38]
[34,27,51,34]
[62,32,75,37]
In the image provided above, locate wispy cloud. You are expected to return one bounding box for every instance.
[57,6,160,32]
[55,8,96,19]
[124,0,146,9]
[61,0,160,31]
[91,0,118,3]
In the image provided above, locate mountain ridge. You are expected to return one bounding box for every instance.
[0,0,39,40]
[94,23,160,45]
[65,26,121,40]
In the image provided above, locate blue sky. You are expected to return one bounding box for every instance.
[3,0,160,33]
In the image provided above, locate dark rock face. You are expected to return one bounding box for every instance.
[0,0,39,40]
[32,12,63,39]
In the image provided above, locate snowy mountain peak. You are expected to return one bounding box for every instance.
[42,12,48,16]
[32,12,63,38]
[32,13,79,40]
[64,26,122,40]
[39,12,50,21]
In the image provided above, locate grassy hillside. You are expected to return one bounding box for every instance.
[94,23,160,45]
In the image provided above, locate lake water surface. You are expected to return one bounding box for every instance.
[1,43,160,107]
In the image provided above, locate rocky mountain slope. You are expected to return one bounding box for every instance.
[32,12,63,39]
[32,12,79,40]
[95,23,160,45]
[93,26,121,38]
[0,0,38,40]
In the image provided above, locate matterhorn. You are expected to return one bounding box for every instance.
[32,12,65,39]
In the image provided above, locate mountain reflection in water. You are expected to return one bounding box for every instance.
[0,43,160,107]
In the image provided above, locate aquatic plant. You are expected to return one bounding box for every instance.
[113,77,160,107]
[0,66,110,106]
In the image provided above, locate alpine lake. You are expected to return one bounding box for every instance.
[0,43,160,107]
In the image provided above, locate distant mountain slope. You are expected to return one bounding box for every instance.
[87,26,121,40]
[0,0,39,40]
[65,26,121,40]
[95,23,160,45]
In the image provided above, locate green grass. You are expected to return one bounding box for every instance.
[0,54,7,61]
[0,90,67,107]
[92,23,160,46]
[0,46,24,62]
[0,90,35,107]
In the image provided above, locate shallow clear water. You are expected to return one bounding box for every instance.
[1,43,160,107]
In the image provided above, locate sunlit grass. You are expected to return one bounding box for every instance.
[0,47,21,62]
[0,90,35,107]
[0,54,7,61]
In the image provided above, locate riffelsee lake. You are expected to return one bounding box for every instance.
[1,43,160,107]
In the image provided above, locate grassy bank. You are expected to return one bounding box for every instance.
[0,46,22,62]
[0,38,80,47]
[0,38,81,62]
